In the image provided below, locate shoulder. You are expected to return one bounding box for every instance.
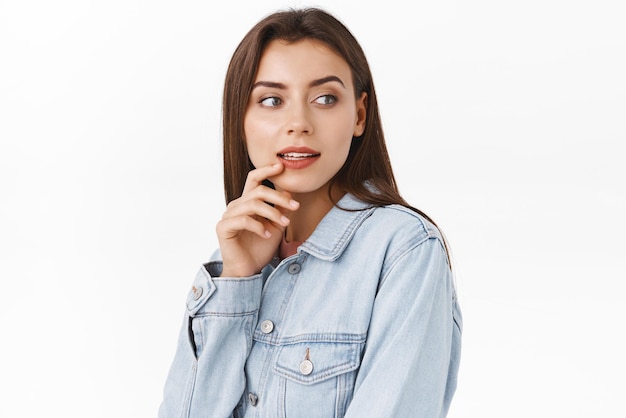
[365,204,444,245]
[337,190,443,246]
[352,203,449,272]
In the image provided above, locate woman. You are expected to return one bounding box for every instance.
[160,8,462,418]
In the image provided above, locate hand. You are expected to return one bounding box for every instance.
[216,163,300,277]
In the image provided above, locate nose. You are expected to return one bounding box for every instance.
[286,102,313,136]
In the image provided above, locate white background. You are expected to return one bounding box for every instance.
[1,0,624,416]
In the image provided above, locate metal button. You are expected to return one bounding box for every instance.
[299,359,313,375]
[248,392,258,406]
[191,286,203,300]
[260,320,274,334]
[288,263,301,274]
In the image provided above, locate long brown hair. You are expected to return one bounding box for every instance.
[222,8,439,228]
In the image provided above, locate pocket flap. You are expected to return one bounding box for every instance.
[274,342,362,385]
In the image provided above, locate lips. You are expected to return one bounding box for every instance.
[277,147,320,169]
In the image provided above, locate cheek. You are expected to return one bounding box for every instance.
[334,106,359,136]
[243,116,262,164]
[245,138,264,168]
[336,140,353,166]
[244,113,275,144]
[334,113,358,150]
[245,134,273,169]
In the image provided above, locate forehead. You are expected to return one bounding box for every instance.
[255,38,353,85]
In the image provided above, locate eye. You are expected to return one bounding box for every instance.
[313,94,337,105]
[259,96,282,107]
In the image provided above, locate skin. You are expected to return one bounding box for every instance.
[217,39,367,277]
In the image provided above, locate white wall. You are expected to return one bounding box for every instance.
[1,1,624,416]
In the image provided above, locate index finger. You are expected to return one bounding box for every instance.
[242,162,284,194]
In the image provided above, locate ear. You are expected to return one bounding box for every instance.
[353,92,367,137]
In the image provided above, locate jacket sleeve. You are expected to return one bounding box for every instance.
[158,261,264,418]
[344,236,463,418]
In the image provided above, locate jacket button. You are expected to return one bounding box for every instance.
[288,263,301,274]
[248,392,258,406]
[299,359,313,375]
[260,320,274,334]
[191,286,203,300]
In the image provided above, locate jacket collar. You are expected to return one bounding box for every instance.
[298,193,375,261]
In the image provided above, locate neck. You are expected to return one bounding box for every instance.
[284,185,345,243]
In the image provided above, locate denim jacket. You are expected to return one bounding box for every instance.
[159,193,462,418]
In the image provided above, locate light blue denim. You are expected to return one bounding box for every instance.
[159,193,462,417]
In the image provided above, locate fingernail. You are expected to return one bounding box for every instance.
[281,215,290,225]
[273,163,281,168]
[289,200,299,209]
[264,230,272,238]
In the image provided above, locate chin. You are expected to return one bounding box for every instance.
[271,177,330,196]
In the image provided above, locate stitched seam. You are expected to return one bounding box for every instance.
[380,236,437,288]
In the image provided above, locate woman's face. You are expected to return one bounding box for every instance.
[244,38,367,196]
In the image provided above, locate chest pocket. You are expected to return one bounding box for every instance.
[273,341,363,418]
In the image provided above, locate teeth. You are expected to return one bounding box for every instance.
[280,152,315,159]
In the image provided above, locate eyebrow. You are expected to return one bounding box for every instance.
[309,75,345,88]
[251,75,346,90]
